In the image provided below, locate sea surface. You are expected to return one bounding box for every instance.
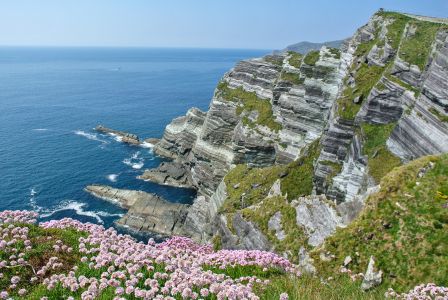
[0,46,268,235]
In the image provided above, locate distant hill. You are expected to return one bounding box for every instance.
[274,39,346,54]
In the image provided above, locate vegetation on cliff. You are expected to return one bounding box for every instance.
[312,154,448,291]
[361,123,401,183]
[303,50,320,66]
[222,140,321,216]
[286,51,303,68]
[217,81,282,132]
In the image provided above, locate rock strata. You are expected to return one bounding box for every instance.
[85,185,189,236]
[139,161,194,189]
[94,11,448,262]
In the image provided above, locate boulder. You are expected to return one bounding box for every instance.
[361,256,383,290]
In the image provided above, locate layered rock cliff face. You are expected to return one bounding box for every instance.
[315,11,448,206]
[90,11,448,262]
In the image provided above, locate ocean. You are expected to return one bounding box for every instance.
[0,46,268,235]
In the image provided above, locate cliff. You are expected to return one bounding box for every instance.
[136,10,448,250]
[83,11,448,290]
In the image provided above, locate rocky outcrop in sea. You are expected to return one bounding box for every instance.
[95,125,141,145]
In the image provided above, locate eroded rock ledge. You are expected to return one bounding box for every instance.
[85,185,189,236]
[138,161,194,189]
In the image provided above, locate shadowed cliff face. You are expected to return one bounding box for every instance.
[127,11,448,253]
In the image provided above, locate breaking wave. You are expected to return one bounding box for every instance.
[39,200,104,224]
[74,130,108,144]
[107,174,119,182]
[123,151,144,169]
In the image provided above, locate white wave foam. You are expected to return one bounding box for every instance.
[40,200,104,224]
[123,151,144,169]
[107,174,119,182]
[131,162,144,169]
[107,133,123,143]
[140,142,154,149]
[96,211,124,218]
[29,187,40,212]
[74,130,108,144]
[32,128,48,132]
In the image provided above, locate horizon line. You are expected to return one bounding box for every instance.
[0,44,273,51]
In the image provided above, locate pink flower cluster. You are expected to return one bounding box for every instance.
[38,216,298,299]
[0,211,42,297]
[0,210,295,299]
[0,210,38,224]
[385,283,448,299]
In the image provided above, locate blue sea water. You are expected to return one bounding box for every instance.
[0,47,268,234]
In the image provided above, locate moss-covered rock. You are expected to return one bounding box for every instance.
[217,81,282,132]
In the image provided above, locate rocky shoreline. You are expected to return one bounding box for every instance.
[85,185,189,236]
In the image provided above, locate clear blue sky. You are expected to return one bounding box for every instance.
[0,0,446,49]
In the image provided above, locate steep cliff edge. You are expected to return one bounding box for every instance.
[97,11,448,262]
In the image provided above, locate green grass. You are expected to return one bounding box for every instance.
[217,81,282,132]
[376,11,443,70]
[328,47,341,59]
[287,51,303,68]
[337,64,386,120]
[222,164,284,214]
[280,71,305,85]
[264,55,284,66]
[361,122,402,183]
[312,154,448,292]
[223,140,321,211]
[303,50,320,66]
[429,107,448,123]
[376,81,386,91]
[380,12,410,50]
[355,38,377,57]
[354,20,380,57]
[400,21,442,70]
[258,274,387,300]
[280,140,321,200]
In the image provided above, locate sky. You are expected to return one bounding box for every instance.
[0,0,447,49]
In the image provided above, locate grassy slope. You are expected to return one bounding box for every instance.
[361,123,402,183]
[311,154,448,292]
[222,140,321,215]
